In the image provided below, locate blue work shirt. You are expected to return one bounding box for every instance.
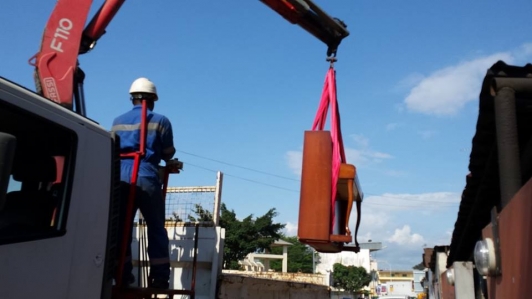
[111,104,174,180]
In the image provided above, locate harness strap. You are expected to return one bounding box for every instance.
[354,200,361,248]
[311,66,346,232]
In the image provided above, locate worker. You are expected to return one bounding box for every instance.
[111,77,176,289]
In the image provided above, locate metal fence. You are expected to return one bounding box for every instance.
[165,186,216,222]
[134,172,223,227]
[166,172,223,226]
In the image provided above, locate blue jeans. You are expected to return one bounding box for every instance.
[117,163,170,285]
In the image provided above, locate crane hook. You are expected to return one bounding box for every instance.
[326,55,337,68]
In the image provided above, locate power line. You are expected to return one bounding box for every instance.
[185,162,456,208]
[183,161,459,208]
[177,150,460,205]
[176,150,458,204]
[364,193,460,204]
[184,162,299,193]
[364,202,458,208]
[177,149,299,182]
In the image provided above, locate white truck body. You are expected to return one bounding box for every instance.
[0,77,116,299]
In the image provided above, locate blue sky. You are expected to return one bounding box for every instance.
[2,0,532,270]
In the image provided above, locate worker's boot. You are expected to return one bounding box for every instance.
[127,273,135,286]
[148,264,170,289]
[148,276,169,289]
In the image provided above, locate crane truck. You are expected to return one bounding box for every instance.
[0,0,352,298]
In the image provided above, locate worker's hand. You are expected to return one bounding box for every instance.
[166,158,183,173]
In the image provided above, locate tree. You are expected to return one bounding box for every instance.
[269,236,314,273]
[332,263,372,293]
[188,204,213,222]
[269,236,315,273]
[219,203,285,269]
[413,262,425,270]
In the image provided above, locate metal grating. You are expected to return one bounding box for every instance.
[164,186,216,223]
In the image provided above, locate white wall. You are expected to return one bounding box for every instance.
[131,225,225,299]
[314,249,371,286]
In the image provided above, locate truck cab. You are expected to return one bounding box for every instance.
[0,77,119,299]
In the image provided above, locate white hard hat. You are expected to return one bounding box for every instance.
[129,77,158,101]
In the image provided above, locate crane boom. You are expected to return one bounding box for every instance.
[80,0,127,54]
[30,0,94,113]
[30,0,349,116]
[30,0,127,115]
[260,0,350,56]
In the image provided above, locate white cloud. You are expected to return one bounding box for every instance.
[388,225,425,246]
[514,43,532,60]
[344,148,393,166]
[284,221,298,236]
[337,191,460,269]
[360,210,389,230]
[285,134,393,175]
[382,169,407,177]
[352,134,370,147]
[368,151,393,160]
[403,51,517,116]
[365,192,460,212]
[433,230,453,246]
[386,123,401,131]
[347,134,393,166]
[285,150,302,175]
[344,148,365,164]
[393,72,425,92]
[347,192,459,245]
[338,192,455,255]
[418,130,437,139]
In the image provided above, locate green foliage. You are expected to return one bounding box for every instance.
[269,236,314,273]
[188,204,213,222]
[170,212,182,222]
[332,263,372,293]
[219,203,286,270]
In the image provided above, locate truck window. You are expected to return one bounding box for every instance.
[0,100,77,245]
[6,176,21,192]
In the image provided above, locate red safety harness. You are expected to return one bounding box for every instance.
[311,66,346,230]
[310,63,361,249]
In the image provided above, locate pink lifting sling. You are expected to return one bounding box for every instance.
[298,65,363,253]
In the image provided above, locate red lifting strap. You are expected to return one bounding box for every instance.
[311,66,346,230]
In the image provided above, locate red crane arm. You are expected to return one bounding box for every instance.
[30,0,93,110]
[30,0,348,114]
[80,0,127,54]
[260,0,350,57]
[30,0,126,114]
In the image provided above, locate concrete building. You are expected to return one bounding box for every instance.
[313,242,382,298]
[413,270,425,294]
[244,239,293,273]
[420,245,450,299]
[377,269,413,284]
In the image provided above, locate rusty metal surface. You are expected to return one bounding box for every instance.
[482,177,532,299]
[494,86,521,207]
[440,271,456,299]
[448,61,532,267]
[298,131,334,250]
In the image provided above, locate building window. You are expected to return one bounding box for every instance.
[0,100,77,245]
[402,274,407,277]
